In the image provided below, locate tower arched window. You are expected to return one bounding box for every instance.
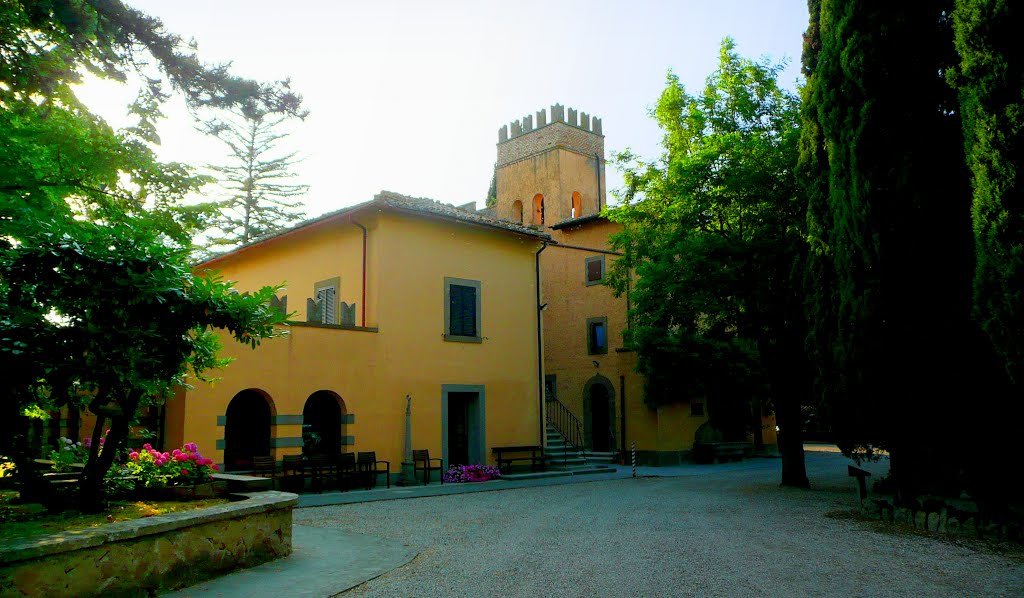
[533,194,545,225]
[512,200,523,224]
[571,191,583,219]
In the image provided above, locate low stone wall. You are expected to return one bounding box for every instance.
[863,496,1022,542]
[0,490,297,597]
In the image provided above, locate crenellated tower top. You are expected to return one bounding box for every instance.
[496,104,604,168]
[494,103,607,227]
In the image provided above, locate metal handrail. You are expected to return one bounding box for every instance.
[545,397,584,466]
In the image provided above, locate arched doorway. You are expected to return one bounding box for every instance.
[512,200,524,224]
[303,391,346,455]
[583,375,616,452]
[224,389,274,471]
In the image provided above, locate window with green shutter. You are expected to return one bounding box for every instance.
[444,277,482,343]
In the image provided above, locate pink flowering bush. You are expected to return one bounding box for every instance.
[443,464,501,483]
[125,442,219,488]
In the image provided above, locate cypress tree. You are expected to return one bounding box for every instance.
[950,0,1024,387]
[801,1,979,499]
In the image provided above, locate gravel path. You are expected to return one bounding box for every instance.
[295,453,1024,597]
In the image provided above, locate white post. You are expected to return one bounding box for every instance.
[631,441,637,478]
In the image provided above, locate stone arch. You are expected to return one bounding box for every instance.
[224,388,276,471]
[512,200,523,224]
[582,374,616,452]
[302,390,347,455]
[571,191,583,219]
[533,194,545,225]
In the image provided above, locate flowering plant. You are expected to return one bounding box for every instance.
[49,437,88,472]
[125,442,219,488]
[442,464,501,483]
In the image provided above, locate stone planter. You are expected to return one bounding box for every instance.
[0,490,297,597]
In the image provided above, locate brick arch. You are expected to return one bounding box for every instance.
[533,194,545,225]
[512,200,523,224]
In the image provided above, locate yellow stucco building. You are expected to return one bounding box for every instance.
[163,192,550,478]
[491,104,776,465]
[76,103,774,475]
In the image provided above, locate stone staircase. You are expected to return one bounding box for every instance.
[499,416,617,481]
[545,423,619,467]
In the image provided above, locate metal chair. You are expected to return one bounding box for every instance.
[356,451,390,489]
[412,449,443,485]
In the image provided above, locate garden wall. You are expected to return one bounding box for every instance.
[0,490,297,597]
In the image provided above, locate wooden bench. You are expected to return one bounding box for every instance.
[692,441,750,464]
[848,465,872,502]
[491,445,545,472]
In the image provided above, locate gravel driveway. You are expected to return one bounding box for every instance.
[295,452,1023,597]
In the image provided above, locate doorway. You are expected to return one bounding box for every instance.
[224,389,273,471]
[442,385,485,467]
[583,375,616,452]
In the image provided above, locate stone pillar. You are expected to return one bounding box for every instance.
[398,394,416,486]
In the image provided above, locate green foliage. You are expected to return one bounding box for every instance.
[198,107,309,252]
[607,40,808,486]
[948,0,1024,388]
[0,0,301,511]
[485,169,497,209]
[49,438,88,472]
[797,1,1017,501]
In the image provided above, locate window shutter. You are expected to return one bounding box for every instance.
[449,284,476,337]
[587,259,603,282]
[317,287,336,324]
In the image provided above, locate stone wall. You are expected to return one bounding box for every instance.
[863,495,1022,541]
[0,490,297,597]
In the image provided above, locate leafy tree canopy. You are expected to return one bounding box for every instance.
[607,39,809,486]
[0,0,299,510]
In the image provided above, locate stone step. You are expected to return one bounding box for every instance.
[500,465,614,481]
[547,464,615,475]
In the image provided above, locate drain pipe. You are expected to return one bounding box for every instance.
[352,221,368,327]
[535,241,548,446]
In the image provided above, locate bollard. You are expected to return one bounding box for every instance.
[631,441,637,478]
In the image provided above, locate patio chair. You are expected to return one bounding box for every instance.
[412,449,443,485]
[308,453,336,494]
[280,454,307,492]
[335,453,356,491]
[356,451,390,490]
[251,455,277,478]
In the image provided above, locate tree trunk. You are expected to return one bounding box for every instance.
[78,391,139,512]
[776,394,810,488]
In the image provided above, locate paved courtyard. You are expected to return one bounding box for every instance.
[295,452,1023,597]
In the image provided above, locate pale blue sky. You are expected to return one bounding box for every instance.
[79,0,809,217]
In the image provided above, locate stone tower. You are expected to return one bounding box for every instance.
[495,104,606,227]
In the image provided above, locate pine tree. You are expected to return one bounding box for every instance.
[200,106,308,250]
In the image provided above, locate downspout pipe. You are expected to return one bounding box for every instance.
[535,241,549,446]
[352,221,368,327]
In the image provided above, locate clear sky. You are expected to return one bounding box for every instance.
[77,0,810,218]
